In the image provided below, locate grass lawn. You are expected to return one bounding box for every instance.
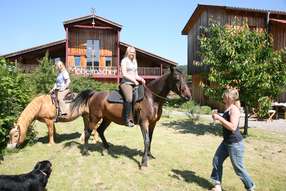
[1,115,286,191]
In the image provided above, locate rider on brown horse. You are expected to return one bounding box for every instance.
[120,46,145,127]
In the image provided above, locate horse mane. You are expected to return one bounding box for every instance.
[146,68,183,88]
[147,72,170,89]
[71,89,96,112]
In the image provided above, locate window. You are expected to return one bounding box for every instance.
[86,40,100,68]
[105,56,112,67]
[75,31,79,48]
[74,56,81,68]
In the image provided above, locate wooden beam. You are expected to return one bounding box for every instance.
[73,25,115,30]
[65,27,68,68]
[116,30,120,84]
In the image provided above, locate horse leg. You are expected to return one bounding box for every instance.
[45,119,55,145]
[148,123,156,159]
[97,118,111,150]
[82,118,100,155]
[53,123,57,141]
[80,115,89,144]
[140,121,150,168]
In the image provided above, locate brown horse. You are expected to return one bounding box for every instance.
[74,67,192,167]
[6,90,95,149]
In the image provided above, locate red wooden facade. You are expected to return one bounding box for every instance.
[182,4,286,105]
[3,14,176,83]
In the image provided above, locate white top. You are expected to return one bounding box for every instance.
[121,57,138,84]
[56,70,70,91]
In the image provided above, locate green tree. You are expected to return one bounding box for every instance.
[33,52,56,94]
[0,57,34,157]
[200,23,286,135]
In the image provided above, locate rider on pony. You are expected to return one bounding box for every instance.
[50,60,71,120]
[120,46,145,127]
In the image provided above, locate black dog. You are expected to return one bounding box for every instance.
[0,160,52,191]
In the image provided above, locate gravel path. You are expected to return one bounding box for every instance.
[165,111,286,133]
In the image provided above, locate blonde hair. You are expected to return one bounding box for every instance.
[55,60,64,67]
[223,88,241,108]
[124,46,136,58]
[55,60,66,71]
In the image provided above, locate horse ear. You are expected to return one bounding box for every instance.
[170,66,175,73]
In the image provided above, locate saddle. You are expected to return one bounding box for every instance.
[50,90,78,121]
[107,85,144,125]
[107,85,144,104]
[50,90,77,105]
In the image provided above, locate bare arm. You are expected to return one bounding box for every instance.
[212,106,240,132]
[134,61,145,84]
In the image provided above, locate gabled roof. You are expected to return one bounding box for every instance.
[182,4,286,35]
[63,14,122,30]
[2,39,66,58]
[2,40,176,66]
[120,42,177,66]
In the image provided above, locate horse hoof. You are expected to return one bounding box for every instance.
[81,149,90,156]
[48,142,55,146]
[148,153,156,159]
[140,162,148,170]
[140,164,148,170]
[83,151,90,156]
[101,148,109,156]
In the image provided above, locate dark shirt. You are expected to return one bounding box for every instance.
[222,110,243,144]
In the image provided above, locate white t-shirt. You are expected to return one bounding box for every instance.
[121,57,138,84]
[56,70,70,91]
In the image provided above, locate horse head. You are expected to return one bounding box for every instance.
[168,66,192,101]
[6,123,21,150]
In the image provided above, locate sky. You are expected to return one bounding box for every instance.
[0,0,286,65]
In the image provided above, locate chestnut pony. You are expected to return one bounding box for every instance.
[74,67,192,167]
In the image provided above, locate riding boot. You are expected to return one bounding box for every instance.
[123,101,134,128]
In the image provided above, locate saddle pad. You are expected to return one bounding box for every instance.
[107,85,144,103]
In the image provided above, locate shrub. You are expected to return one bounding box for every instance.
[70,75,117,92]
[200,106,212,114]
[33,52,56,94]
[257,96,272,119]
[0,58,35,157]
[164,98,211,114]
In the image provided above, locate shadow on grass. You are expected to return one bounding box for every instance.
[161,119,222,136]
[38,132,81,144]
[170,169,213,189]
[66,141,144,167]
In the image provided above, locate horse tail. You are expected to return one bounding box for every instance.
[72,89,96,111]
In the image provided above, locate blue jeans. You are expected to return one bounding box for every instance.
[210,140,255,190]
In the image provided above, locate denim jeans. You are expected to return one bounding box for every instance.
[210,140,255,191]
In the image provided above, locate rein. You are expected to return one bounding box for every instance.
[143,84,169,102]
